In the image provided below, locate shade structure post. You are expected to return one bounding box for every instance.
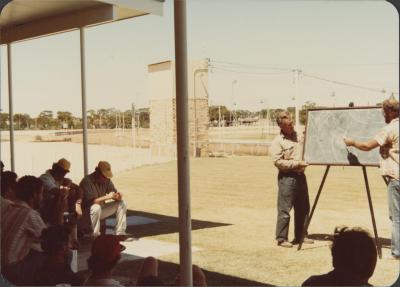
[7,43,15,172]
[80,27,89,177]
[174,0,192,286]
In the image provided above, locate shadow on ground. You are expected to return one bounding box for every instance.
[308,233,391,247]
[107,209,232,238]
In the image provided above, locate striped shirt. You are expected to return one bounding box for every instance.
[1,200,46,266]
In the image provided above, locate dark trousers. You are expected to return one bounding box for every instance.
[276,172,310,242]
[2,249,45,285]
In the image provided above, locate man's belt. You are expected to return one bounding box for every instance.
[279,171,304,177]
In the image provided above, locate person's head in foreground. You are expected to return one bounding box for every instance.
[1,171,18,200]
[87,234,125,277]
[332,226,377,282]
[382,96,399,124]
[41,225,71,261]
[302,226,377,286]
[15,175,44,209]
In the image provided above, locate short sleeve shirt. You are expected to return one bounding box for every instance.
[374,118,399,180]
[1,201,46,265]
[80,172,117,207]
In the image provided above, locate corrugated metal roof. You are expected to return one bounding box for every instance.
[0,0,164,44]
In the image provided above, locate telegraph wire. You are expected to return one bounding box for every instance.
[209,59,399,95]
[302,72,399,95]
[209,65,291,76]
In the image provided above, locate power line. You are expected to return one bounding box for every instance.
[210,60,291,72]
[300,62,399,68]
[209,65,291,76]
[302,72,399,95]
[209,59,399,95]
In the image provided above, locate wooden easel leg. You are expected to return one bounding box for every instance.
[298,165,330,251]
[362,166,382,259]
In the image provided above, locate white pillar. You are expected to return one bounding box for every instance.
[7,43,15,172]
[80,28,89,176]
[174,0,192,285]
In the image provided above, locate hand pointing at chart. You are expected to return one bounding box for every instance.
[343,137,354,147]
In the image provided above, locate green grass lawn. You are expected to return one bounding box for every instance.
[114,156,398,286]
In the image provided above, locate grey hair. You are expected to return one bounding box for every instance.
[276,111,290,126]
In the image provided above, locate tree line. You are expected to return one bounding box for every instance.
[1,102,321,131]
[0,108,150,131]
[209,101,318,126]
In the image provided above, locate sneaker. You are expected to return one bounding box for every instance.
[277,240,293,248]
[292,237,314,245]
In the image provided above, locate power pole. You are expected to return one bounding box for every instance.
[293,69,301,130]
[122,112,125,132]
[131,103,136,148]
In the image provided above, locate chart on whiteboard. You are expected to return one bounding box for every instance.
[303,107,385,166]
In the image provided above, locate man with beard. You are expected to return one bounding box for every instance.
[344,97,399,259]
[1,176,47,285]
[271,111,313,248]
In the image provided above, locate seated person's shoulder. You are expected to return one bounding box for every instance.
[79,174,92,186]
[302,272,335,286]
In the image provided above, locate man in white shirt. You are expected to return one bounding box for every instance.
[344,97,399,259]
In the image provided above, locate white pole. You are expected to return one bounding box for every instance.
[7,43,15,172]
[174,0,192,285]
[80,27,89,176]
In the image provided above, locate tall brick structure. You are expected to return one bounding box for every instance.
[148,59,209,158]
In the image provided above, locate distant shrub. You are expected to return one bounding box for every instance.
[35,135,42,141]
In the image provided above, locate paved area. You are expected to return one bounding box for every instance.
[77,214,200,284]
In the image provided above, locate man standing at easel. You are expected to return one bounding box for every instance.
[344,97,399,260]
[271,111,314,248]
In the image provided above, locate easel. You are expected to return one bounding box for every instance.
[297,165,382,259]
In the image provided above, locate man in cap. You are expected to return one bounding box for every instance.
[39,158,82,224]
[79,161,128,238]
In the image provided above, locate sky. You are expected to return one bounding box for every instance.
[0,0,399,117]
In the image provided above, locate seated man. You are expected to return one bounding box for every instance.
[79,161,128,237]
[302,226,377,286]
[39,158,82,224]
[1,176,47,285]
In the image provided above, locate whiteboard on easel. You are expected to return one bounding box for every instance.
[303,107,385,166]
